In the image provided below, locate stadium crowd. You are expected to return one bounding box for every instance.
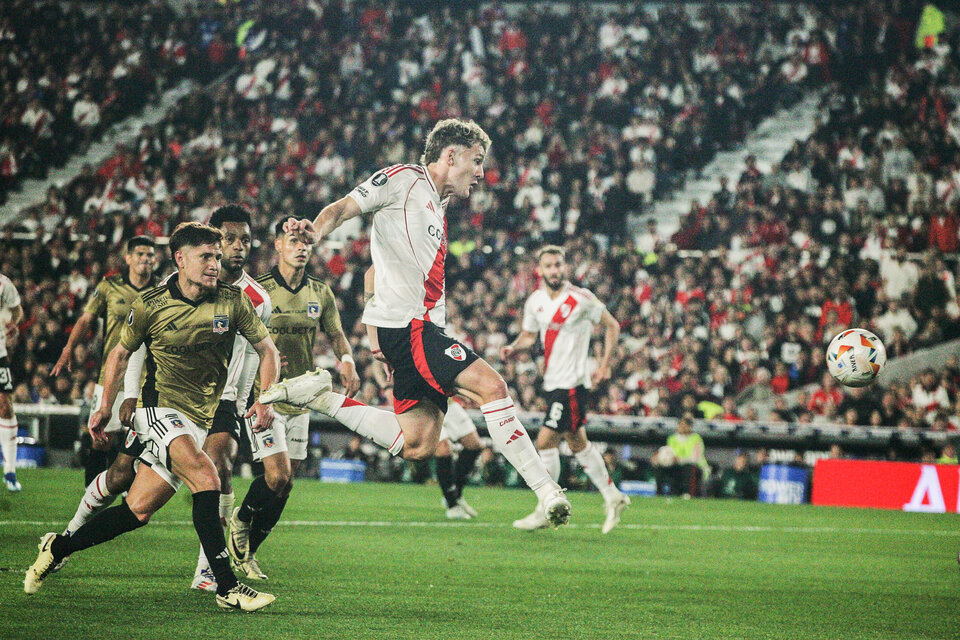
[0,0,957,487]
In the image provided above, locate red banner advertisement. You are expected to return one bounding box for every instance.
[812,459,960,513]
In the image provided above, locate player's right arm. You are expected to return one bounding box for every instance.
[286,195,363,244]
[90,297,148,442]
[52,311,96,375]
[53,281,107,375]
[500,295,539,360]
[287,168,399,243]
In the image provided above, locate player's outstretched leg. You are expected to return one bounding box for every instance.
[261,369,406,455]
[436,440,471,519]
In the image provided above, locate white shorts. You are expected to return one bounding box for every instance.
[439,402,477,443]
[134,407,207,490]
[245,411,309,462]
[89,384,127,433]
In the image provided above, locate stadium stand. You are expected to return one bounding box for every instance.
[1,0,957,483]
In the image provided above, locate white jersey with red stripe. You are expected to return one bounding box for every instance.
[349,164,448,329]
[221,271,271,405]
[521,283,606,392]
[0,273,21,359]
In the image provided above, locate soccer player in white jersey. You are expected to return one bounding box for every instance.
[501,245,630,533]
[0,273,23,491]
[266,118,572,526]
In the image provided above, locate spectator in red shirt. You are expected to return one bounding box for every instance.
[808,372,844,415]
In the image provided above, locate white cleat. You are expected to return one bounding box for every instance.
[542,488,572,528]
[4,472,21,492]
[601,493,631,534]
[24,533,58,594]
[512,508,550,531]
[260,369,332,410]
[191,566,218,592]
[216,582,275,611]
[227,507,249,564]
[235,553,267,581]
[445,504,472,520]
[456,497,478,518]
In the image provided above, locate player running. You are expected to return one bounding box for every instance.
[0,272,23,491]
[25,222,279,611]
[263,118,571,526]
[501,245,630,533]
[51,237,158,525]
[227,217,358,581]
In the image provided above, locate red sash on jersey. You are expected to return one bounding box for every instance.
[542,294,578,372]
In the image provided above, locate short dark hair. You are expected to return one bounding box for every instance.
[169,222,223,255]
[126,236,155,253]
[274,216,307,236]
[420,118,491,164]
[209,204,252,230]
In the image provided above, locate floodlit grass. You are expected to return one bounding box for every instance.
[1,469,958,639]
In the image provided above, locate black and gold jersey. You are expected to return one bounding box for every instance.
[255,267,341,416]
[83,271,157,385]
[119,278,269,429]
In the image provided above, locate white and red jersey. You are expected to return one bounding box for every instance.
[222,271,271,407]
[0,273,21,359]
[350,164,448,328]
[522,283,606,391]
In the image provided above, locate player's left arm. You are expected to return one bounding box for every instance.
[591,308,620,385]
[320,284,360,396]
[235,294,278,432]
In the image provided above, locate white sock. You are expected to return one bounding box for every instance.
[540,448,561,483]
[481,398,555,500]
[196,545,209,571]
[65,471,118,535]
[219,491,235,525]
[327,394,405,456]
[575,443,621,502]
[0,416,17,474]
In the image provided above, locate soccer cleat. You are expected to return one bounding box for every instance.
[601,493,631,534]
[191,566,218,592]
[227,507,250,564]
[445,504,472,520]
[259,369,332,409]
[512,508,550,531]
[542,488,572,528]
[215,582,275,611]
[235,554,267,581]
[4,471,21,491]
[456,497,478,518]
[24,533,59,594]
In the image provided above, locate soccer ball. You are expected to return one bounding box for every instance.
[826,328,886,388]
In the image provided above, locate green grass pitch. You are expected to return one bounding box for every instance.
[0,469,958,639]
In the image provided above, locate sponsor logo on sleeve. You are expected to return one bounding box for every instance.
[127,309,135,326]
[355,185,369,197]
[213,314,230,334]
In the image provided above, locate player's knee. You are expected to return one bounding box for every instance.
[125,498,155,523]
[403,442,436,462]
[476,372,509,404]
[265,467,292,493]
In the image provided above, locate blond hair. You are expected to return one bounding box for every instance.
[420,118,491,164]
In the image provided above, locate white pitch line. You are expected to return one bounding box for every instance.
[0,520,959,537]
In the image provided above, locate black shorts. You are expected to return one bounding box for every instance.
[210,400,242,443]
[377,319,479,415]
[542,386,591,433]
[0,356,13,393]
